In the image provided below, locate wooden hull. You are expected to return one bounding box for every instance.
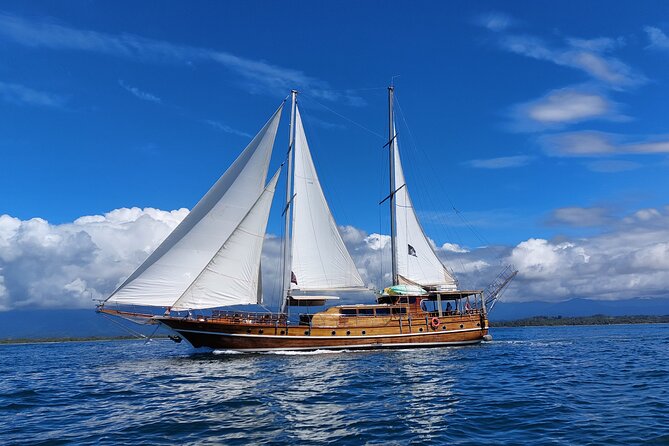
[156,314,488,352]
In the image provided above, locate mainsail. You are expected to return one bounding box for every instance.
[289,106,365,291]
[391,120,458,289]
[106,104,283,307]
[171,169,281,310]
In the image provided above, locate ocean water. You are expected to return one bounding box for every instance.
[1,324,668,445]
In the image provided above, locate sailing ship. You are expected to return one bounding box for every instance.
[98,87,516,351]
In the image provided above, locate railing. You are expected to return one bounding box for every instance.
[186,310,288,325]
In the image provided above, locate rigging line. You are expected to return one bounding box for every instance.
[307,86,388,93]
[393,97,471,277]
[144,324,162,345]
[99,312,147,339]
[394,95,489,250]
[299,93,385,140]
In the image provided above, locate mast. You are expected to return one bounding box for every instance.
[281,90,298,313]
[388,86,398,286]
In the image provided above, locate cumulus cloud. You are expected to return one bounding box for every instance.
[508,207,669,300]
[0,209,187,311]
[2,206,669,310]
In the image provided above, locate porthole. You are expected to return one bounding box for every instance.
[361,330,366,335]
[331,331,336,336]
[246,329,251,334]
[258,329,264,334]
[460,324,464,329]
[346,331,351,336]
[442,326,446,330]
[304,330,310,335]
[419,328,423,332]
[280,330,285,335]
[476,323,480,327]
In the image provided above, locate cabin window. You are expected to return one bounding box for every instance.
[375,308,390,315]
[358,309,374,316]
[408,297,417,305]
[341,309,357,316]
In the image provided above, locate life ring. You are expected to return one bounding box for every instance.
[430,317,440,329]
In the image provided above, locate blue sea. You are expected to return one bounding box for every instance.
[1,324,668,445]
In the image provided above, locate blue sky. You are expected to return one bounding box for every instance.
[1,1,669,309]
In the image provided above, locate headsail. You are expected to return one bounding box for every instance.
[171,169,281,310]
[290,106,365,291]
[106,104,284,307]
[391,120,458,289]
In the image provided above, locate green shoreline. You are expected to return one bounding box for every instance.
[491,314,669,327]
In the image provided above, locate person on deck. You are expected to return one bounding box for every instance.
[446,302,453,315]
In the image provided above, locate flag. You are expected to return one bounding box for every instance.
[291,271,298,285]
[408,244,417,257]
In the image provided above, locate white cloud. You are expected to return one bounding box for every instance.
[465,155,532,169]
[0,13,359,104]
[644,26,669,50]
[205,120,252,139]
[2,206,669,310]
[118,80,161,103]
[586,160,641,173]
[507,208,669,300]
[475,12,516,32]
[540,131,669,157]
[548,207,612,227]
[0,81,65,108]
[441,242,469,253]
[497,34,645,88]
[518,87,624,127]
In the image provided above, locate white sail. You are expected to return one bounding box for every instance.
[290,106,365,291]
[171,169,280,310]
[392,122,458,289]
[106,105,283,307]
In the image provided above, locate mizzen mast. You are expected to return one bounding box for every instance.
[280,90,298,314]
[388,86,399,286]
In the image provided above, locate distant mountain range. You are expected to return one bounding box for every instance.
[1,297,668,340]
[491,297,669,321]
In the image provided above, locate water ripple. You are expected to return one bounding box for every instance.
[1,325,668,445]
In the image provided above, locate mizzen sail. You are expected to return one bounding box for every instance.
[391,121,458,289]
[290,106,365,291]
[106,104,283,307]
